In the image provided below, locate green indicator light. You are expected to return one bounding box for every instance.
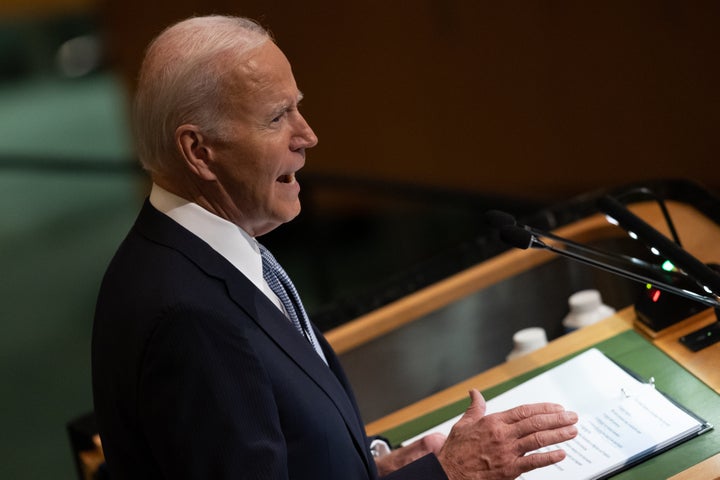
[662,260,675,272]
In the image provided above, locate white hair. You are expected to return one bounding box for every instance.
[133,15,271,174]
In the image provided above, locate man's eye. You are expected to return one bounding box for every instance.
[271,109,290,124]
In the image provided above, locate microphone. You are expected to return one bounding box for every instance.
[485,210,670,276]
[597,195,720,297]
[497,224,720,308]
[484,209,518,229]
[489,205,720,349]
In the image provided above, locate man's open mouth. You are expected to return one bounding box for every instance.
[277,173,296,184]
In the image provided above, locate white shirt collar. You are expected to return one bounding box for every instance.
[149,183,280,307]
[149,183,327,364]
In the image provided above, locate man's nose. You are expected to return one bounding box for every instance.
[292,113,318,150]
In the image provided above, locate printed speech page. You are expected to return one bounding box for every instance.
[403,348,706,480]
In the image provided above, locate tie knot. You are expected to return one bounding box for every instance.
[256,242,328,364]
[258,243,281,278]
[258,243,270,262]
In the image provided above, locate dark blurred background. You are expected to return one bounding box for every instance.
[1,1,719,478]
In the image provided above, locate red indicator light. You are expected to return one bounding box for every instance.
[652,289,661,303]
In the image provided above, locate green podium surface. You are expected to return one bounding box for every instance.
[382,330,720,479]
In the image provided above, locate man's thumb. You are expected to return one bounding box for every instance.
[460,389,487,422]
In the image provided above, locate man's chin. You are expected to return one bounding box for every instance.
[255,206,301,237]
[283,204,302,223]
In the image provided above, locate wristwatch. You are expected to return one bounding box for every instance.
[369,438,392,458]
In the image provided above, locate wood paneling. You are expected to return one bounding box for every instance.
[0,0,94,19]
[100,1,720,199]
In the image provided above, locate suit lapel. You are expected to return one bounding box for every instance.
[133,200,372,471]
[224,263,372,472]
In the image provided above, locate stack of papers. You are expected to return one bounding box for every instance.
[403,348,711,480]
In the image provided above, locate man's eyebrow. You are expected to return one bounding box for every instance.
[267,92,305,119]
[277,92,305,110]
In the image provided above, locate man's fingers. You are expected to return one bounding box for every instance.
[517,447,568,472]
[405,432,447,456]
[512,409,578,437]
[439,396,577,479]
[502,402,568,422]
[516,424,579,455]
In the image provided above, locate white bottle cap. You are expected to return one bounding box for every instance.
[507,327,548,360]
[563,289,615,330]
[568,289,602,312]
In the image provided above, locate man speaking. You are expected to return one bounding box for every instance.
[91,15,578,479]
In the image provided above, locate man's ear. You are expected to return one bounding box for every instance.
[175,124,217,181]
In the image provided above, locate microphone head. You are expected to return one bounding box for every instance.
[484,210,517,228]
[500,225,534,250]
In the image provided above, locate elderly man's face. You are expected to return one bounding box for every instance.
[208,41,318,237]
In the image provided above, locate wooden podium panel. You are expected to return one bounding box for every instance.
[364,306,720,436]
[326,199,720,355]
[348,194,720,479]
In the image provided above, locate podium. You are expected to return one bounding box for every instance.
[324,179,720,478]
[71,179,720,478]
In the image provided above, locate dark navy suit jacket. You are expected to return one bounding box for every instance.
[92,200,447,479]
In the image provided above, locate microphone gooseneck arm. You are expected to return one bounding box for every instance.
[598,195,720,296]
[499,225,720,308]
[485,210,673,277]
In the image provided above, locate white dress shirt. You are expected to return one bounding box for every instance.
[149,183,285,312]
[149,184,327,364]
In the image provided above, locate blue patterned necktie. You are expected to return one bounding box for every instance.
[259,244,327,364]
